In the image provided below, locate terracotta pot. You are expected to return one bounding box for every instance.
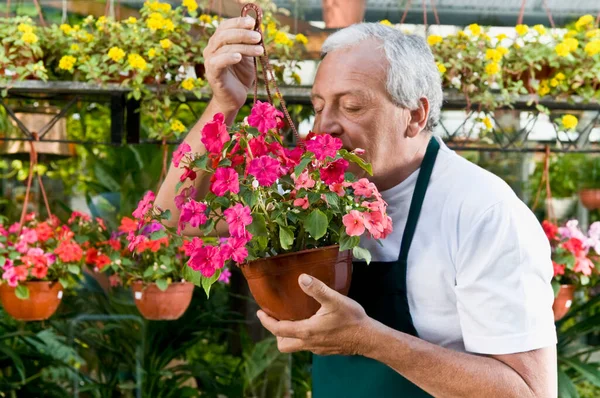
[0,281,63,321]
[553,284,575,321]
[321,0,366,29]
[132,281,194,320]
[240,245,352,321]
[579,189,600,210]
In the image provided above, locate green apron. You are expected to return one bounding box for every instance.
[312,137,440,398]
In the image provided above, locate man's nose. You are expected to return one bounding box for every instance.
[314,109,343,137]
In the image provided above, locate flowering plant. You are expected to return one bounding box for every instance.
[128,100,392,295]
[543,219,600,292]
[0,212,106,299]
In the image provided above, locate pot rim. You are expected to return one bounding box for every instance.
[241,245,342,267]
[131,280,192,287]
[0,280,63,288]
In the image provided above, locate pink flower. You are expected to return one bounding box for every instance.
[45,253,56,265]
[293,170,316,190]
[211,167,240,196]
[188,245,224,277]
[180,167,197,183]
[183,237,203,256]
[558,220,586,241]
[127,231,148,252]
[221,237,249,263]
[201,113,230,154]
[574,256,594,276]
[179,200,208,229]
[174,186,197,210]
[2,265,28,287]
[109,274,122,287]
[247,100,283,134]
[343,210,366,237]
[364,211,385,239]
[8,223,20,234]
[172,142,191,167]
[352,178,377,198]
[223,204,253,238]
[15,240,29,254]
[248,155,280,186]
[248,136,269,157]
[2,259,14,271]
[320,158,349,185]
[133,191,156,219]
[306,134,343,161]
[31,263,48,279]
[21,228,38,244]
[329,183,346,197]
[27,248,44,256]
[293,197,310,209]
[218,267,232,284]
[354,148,365,155]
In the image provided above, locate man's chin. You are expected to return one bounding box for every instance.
[347,164,366,180]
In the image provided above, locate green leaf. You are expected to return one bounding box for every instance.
[293,157,312,177]
[143,266,155,278]
[557,368,580,398]
[340,232,360,251]
[74,235,89,244]
[218,158,232,167]
[156,278,169,291]
[0,344,25,381]
[0,257,5,268]
[340,149,373,175]
[200,218,215,235]
[9,251,19,260]
[305,209,328,240]
[308,192,321,205]
[150,229,168,240]
[248,214,268,236]
[59,278,69,289]
[213,196,230,209]
[323,192,340,210]
[352,246,372,265]
[581,275,590,286]
[241,188,258,208]
[15,285,29,300]
[160,209,172,221]
[175,181,184,193]
[552,280,561,298]
[183,265,202,287]
[159,255,172,267]
[279,225,294,250]
[193,154,209,171]
[68,264,81,275]
[202,269,222,298]
[562,357,600,387]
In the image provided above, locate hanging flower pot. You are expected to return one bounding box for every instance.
[132,281,194,320]
[579,189,600,210]
[240,246,352,321]
[553,284,575,321]
[546,196,577,220]
[321,0,366,28]
[0,281,63,321]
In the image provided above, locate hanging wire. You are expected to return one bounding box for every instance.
[32,0,47,26]
[517,0,527,25]
[541,0,555,28]
[400,0,413,24]
[429,0,440,25]
[61,0,68,24]
[421,0,428,34]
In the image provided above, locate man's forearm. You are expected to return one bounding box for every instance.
[155,99,239,230]
[361,319,551,398]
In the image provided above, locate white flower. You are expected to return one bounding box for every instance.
[252,179,259,189]
[164,72,172,81]
[160,265,167,270]
[72,113,81,120]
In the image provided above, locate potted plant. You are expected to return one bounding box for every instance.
[542,219,599,321]
[128,100,392,321]
[578,155,600,210]
[0,212,92,321]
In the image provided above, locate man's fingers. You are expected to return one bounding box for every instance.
[217,16,256,31]
[214,44,264,57]
[257,310,310,339]
[277,336,305,354]
[205,53,243,73]
[207,29,262,53]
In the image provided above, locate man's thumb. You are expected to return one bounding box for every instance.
[298,274,335,305]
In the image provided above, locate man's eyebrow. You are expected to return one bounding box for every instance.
[310,90,369,101]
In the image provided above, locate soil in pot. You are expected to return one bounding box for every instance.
[0,281,63,321]
[240,245,352,321]
[132,281,194,320]
[553,284,575,322]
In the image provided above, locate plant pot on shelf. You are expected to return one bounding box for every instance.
[579,189,600,210]
[553,284,575,322]
[132,281,194,320]
[0,281,63,321]
[546,196,577,220]
[321,0,366,29]
[239,245,352,321]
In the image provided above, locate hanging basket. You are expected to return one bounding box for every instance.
[553,284,575,322]
[240,246,352,321]
[0,281,63,321]
[131,281,194,320]
[579,189,600,210]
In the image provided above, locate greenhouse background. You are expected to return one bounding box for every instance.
[1,0,600,397]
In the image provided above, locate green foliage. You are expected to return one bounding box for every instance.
[529,154,585,199]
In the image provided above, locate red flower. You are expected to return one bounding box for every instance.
[247,100,283,134]
[172,142,191,167]
[542,220,559,241]
[306,134,343,161]
[221,237,249,263]
[86,248,99,265]
[563,238,585,257]
[179,167,197,183]
[188,245,224,277]
[96,217,107,231]
[320,158,349,185]
[31,262,48,279]
[248,136,269,157]
[552,261,565,277]
[201,113,230,154]
[119,217,138,233]
[248,155,280,186]
[210,167,240,196]
[183,237,203,256]
[35,222,54,242]
[55,240,84,263]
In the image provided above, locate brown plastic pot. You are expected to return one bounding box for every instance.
[322,0,366,28]
[0,281,63,321]
[553,284,575,321]
[240,245,352,321]
[132,281,194,320]
[579,189,600,210]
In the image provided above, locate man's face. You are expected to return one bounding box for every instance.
[311,39,414,189]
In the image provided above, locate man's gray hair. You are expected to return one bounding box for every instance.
[321,23,443,132]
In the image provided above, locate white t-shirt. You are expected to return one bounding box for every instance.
[360,137,557,355]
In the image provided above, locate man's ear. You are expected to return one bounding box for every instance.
[406,97,430,138]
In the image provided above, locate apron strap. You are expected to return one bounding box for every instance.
[398,137,440,264]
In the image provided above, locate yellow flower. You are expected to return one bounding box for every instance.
[147,12,165,30]
[482,117,493,130]
[183,0,198,12]
[181,78,195,91]
[427,35,443,46]
[59,55,76,71]
[496,46,508,56]
[160,39,172,49]
[83,33,94,42]
[575,15,594,30]
[515,24,529,36]
[17,23,33,33]
[468,23,481,36]
[274,31,292,46]
[564,38,579,51]
[585,40,600,56]
[513,42,521,49]
[565,30,578,38]
[163,19,175,31]
[21,32,38,44]
[127,54,147,70]
[199,14,212,24]
[485,48,502,63]
[96,16,107,26]
[170,119,186,133]
[550,78,559,87]
[148,48,157,58]
[555,42,571,57]
[73,25,81,31]
[436,62,446,74]
[482,33,491,41]
[555,73,566,80]
[59,23,72,34]
[146,0,171,12]
[108,47,126,62]
[586,29,600,38]
[496,33,508,41]
[127,17,138,24]
[379,20,392,27]
[295,33,308,45]
[457,30,468,38]
[70,44,80,52]
[533,24,546,35]
[562,114,578,130]
[538,80,550,96]
[485,62,500,75]
[267,21,277,32]
[291,72,301,84]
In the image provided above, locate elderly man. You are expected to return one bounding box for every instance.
[156,17,557,397]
